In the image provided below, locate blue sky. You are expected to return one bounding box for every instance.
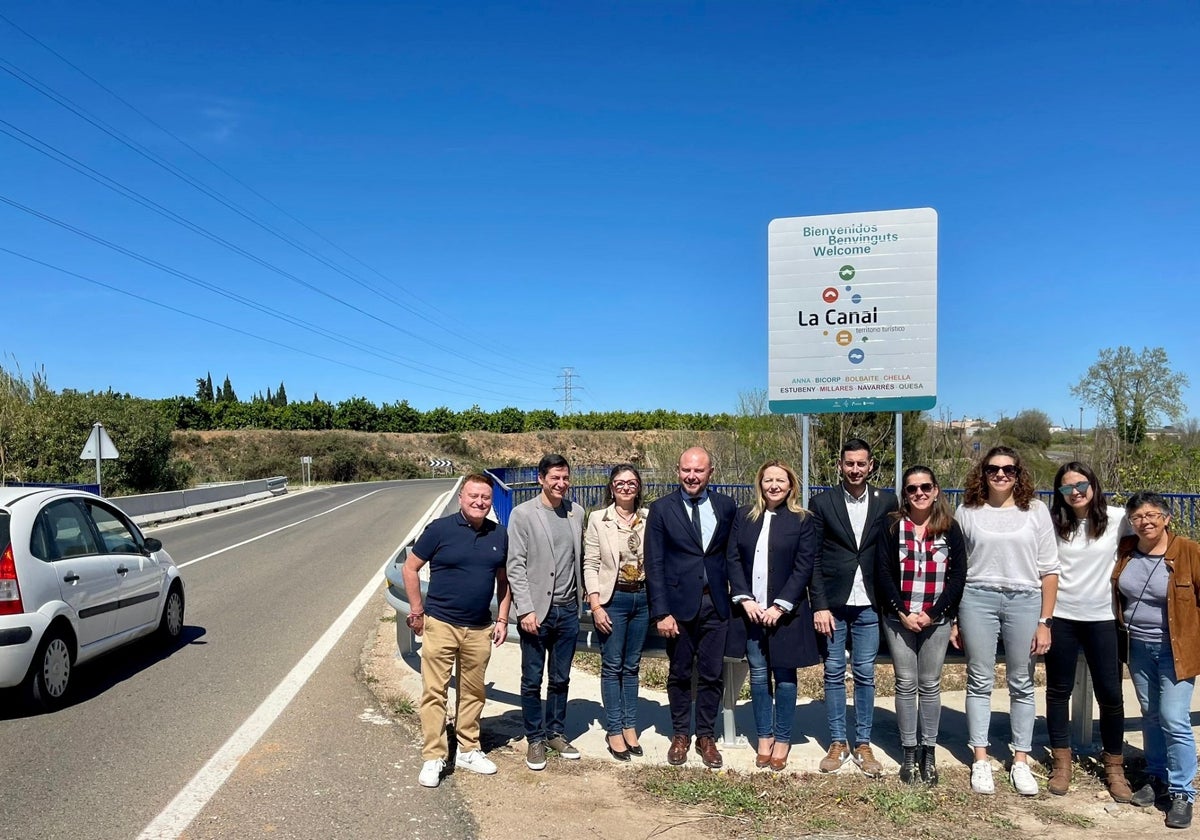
[1,1,1196,429]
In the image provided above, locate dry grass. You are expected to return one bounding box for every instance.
[631,764,1102,839]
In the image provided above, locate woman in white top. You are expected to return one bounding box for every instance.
[953,446,1059,796]
[1044,462,1130,801]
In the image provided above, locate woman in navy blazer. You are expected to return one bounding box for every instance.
[726,459,819,771]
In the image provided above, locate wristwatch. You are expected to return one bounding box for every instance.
[1038,617,1054,627]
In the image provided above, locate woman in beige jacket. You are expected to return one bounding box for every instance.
[583,464,650,761]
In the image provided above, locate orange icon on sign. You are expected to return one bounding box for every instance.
[836,330,853,346]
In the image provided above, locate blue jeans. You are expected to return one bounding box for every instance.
[746,624,798,743]
[1129,637,1197,800]
[519,603,580,742]
[822,604,879,745]
[598,589,650,736]
[958,585,1040,753]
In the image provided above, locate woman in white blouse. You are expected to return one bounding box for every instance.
[953,446,1059,796]
[1044,461,1130,800]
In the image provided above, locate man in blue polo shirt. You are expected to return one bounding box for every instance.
[403,473,512,789]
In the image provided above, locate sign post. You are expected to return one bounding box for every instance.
[79,421,120,495]
[768,208,938,491]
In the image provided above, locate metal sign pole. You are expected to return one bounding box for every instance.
[894,412,903,495]
[801,413,811,507]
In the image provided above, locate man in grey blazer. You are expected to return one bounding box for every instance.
[507,453,585,771]
[810,438,898,778]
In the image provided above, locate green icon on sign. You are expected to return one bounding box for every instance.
[839,265,855,281]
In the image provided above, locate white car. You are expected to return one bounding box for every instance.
[0,487,184,709]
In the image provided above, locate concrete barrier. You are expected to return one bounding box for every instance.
[115,477,288,524]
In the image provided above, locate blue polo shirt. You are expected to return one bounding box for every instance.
[413,511,508,627]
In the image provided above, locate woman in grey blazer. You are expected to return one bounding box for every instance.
[583,464,650,761]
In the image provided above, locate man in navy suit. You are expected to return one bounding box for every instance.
[810,438,899,778]
[645,446,738,769]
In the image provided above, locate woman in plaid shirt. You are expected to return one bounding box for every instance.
[875,465,967,786]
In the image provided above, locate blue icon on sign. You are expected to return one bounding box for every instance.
[848,349,865,365]
[851,293,862,304]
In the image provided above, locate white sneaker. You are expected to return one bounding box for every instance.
[456,749,498,775]
[971,760,995,794]
[1010,760,1039,796]
[419,758,446,788]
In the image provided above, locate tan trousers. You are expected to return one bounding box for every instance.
[419,615,494,760]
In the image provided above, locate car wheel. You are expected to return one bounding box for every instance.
[27,627,72,710]
[158,583,184,643]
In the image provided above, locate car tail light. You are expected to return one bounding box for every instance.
[0,544,22,615]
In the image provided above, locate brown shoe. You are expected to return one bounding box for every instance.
[1102,752,1133,803]
[769,743,790,772]
[695,736,723,769]
[667,735,690,766]
[819,740,849,773]
[1048,747,1072,795]
[853,743,882,778]
[755,737,774,769]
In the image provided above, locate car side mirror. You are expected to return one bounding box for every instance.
[143,537,163,553]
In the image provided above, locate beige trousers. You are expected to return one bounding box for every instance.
[419,615,493,760]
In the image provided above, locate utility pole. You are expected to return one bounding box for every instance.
[555,367,577,416]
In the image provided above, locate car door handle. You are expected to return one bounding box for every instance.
[63,573,80,583]
[116,565,129,575]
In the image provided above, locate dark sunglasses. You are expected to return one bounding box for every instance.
[983,464,1018,478]
[904,482,935,496]
[1057,481,1090,496]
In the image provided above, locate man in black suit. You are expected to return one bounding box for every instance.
[810,438,898,777]
[645,446,738,769]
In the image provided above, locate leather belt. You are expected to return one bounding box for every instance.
[614,581,646,592]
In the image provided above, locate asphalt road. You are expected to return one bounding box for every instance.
[0,479,470,840]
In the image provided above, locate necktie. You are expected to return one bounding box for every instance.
[689,497,703,545]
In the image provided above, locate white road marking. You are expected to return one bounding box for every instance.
[175,490,384,569]
[136,488,456,840]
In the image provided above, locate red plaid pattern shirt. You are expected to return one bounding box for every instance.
[898,517,950,614]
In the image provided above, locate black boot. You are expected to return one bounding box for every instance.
[918,744,938,786]
[900,746,918,784]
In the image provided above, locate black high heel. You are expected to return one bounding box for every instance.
[607,744,632,762]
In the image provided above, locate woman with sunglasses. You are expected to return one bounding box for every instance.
[1044,462,1130,800]
[726,459,819,772]
[583,464,650,761]
[1114,492,1200,829]
[874,466,966,785]
[954,446,1059,796]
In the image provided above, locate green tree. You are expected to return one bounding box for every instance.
[195,373,215,402]
[275,381,288,407]
[333,396,380,431]
[995,409,1052,449]
[219,375,237,403]
[1071,346,1189,445]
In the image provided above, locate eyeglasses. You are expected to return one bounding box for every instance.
[983,464,1018,478]
[1058,481,1090,496]
[904,482,935,496]
[1130,512,1166,524]
[612,480,640,490]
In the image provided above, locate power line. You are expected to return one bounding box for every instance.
[0,118,548,391]
[0,246,526,405]
[0,12,553,378]
[0,194,542,403]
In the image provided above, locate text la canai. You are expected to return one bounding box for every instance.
[796,307,879,326]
